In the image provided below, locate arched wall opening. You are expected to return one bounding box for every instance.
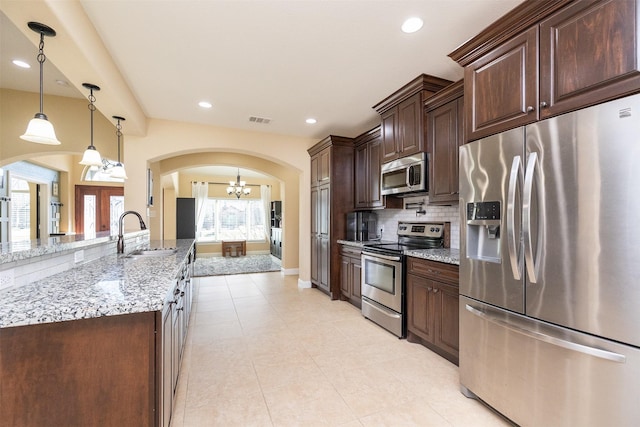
[156,151,300,273]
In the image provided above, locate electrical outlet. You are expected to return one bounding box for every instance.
[74,250,85,263]
[0,268,15,289]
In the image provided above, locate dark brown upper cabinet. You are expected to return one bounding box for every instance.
[425,80,464,205]
[451,0,640,142]
[353,126,402,210]
[374,74,452,162]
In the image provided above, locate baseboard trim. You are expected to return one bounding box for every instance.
[281,268,299,276]
[298,279,312,288]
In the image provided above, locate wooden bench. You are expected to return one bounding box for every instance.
[221,240,246,257]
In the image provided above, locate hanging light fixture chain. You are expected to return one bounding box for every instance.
[37,32,46,115]
[116,118,122,162]
[88,88,95,148]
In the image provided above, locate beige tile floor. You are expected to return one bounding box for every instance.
[169,272,512,427]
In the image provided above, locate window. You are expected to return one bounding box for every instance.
[199,198,266,241]
[10,177,30,242]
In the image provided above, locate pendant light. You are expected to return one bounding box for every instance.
[20,22,61,145]
[109,116,128,180]
[227,169,251,198]
[79,83,103,167]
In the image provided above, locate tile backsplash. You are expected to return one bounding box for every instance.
[375,196,460,249]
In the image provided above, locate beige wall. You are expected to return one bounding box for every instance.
[1,89,314,280]
[1,89,121,234]
[1,89,118,162]
[156,150,304,273]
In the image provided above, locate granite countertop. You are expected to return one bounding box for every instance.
[0,231,148,264]
[337,239,394,247]
[0,239,195,329]
[338,239,459,266]
[405,248,460,265]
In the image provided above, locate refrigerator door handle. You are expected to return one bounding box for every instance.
[507,156,523,280]
[523,152,539,283]
[465,304,626,363]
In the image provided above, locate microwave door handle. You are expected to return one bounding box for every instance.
[406,165,413,187]
[507,156,523,280]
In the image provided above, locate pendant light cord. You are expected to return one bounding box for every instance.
[88,88,96,148]
[37,32,46,115]
[116,118,122,162]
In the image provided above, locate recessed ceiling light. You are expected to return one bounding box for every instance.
[12,59,30,68]
[306,118,317,124]
[401,17,424,33]
[55,79,69,87]
[198,101,212,108]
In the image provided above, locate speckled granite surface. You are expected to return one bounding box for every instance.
[0,231,148,264]
[0,239,195,329]
[338,240,459,266]
[337,239,393,247]
[405,248,460,265]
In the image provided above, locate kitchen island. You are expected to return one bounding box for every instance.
[0,238,196,427]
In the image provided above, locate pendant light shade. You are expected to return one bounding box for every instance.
[109,116,128,179]
[79,83,103,167]
[21,114,60,145]
[80,146,102,166]
[20,22,61,145]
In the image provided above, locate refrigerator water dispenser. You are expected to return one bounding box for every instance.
[466,201,501,263]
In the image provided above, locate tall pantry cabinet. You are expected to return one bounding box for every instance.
[308,136,354,299]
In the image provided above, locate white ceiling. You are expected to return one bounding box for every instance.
[1,0,523,143]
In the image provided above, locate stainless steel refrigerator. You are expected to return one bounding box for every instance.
[459,94,640,426]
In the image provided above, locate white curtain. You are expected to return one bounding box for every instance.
[261,184,271,241]
[192,182,208,239]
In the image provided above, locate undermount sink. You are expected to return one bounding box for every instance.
[126,248,177,258]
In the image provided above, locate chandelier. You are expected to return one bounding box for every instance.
[227,169,251,198]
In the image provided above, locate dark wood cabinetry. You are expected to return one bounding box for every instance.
[339,244,362,308]
[374,74,452,162]
[452,0,640,141]
[426,80,464,205]
[161,261,193,427]
[309,136,354,299]
[354,126,402,210]
[406,257,459,365]
[270,200,282,227]
[270,201,282,259]
[0,245,196,427]
[270,227,282,259]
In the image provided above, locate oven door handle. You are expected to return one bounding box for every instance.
[362,251,402,262]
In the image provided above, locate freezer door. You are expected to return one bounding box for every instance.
[460,296,640,426]
[525,93,640,347]
[459,127,525,313]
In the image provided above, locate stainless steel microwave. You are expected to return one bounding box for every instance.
[380,152,427,196]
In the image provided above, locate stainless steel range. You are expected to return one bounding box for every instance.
[361,222,444,337]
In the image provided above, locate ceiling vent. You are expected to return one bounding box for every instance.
[249,116,272,124]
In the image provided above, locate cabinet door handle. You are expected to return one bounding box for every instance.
[526,105,535,113]
[540,101,548,109]
[427,269,440,275]
[427,287,432,291]
[433,288,439,293]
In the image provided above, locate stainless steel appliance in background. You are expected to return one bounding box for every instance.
[346,211,378,241]
[361,222,444,338]
[380,152,427,196]
[459,94,640,426]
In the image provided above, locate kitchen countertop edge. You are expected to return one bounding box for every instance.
[0,239,195,329]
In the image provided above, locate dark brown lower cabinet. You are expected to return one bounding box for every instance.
[0,313,157,427]
[406,257,459,365]
[0,252,195,427]
[340,245,362,308]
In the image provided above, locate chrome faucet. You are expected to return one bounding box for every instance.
[117,210,147,254]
